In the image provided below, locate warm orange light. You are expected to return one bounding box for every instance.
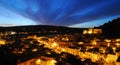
[35,59,41,65]
[0,39,6,45]
[83,30,87,34]
[88,28,93,34]
[105,54,118,63]
[91,40,97,45]
[78,42,84,44]
[52,42,58,48]
[116,43,120,47]
[116,39,120,42]
[91,54,99,62]
[50,60,57,65]
[112,47,116,52]
[32,48,37,52]
[104,39,111,43]
[62,48,65,52]
[88,31,92,34]
[107,43,110,47]
[10,31,16,35]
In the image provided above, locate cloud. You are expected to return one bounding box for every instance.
[0,4,36,26]
[0,0,120,27]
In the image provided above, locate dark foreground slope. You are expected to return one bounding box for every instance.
[99,18,120,38]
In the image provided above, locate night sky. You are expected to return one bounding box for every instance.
[0,0,120,28]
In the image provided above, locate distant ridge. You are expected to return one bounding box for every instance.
[0,24,85,34]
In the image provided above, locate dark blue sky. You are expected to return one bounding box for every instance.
[0,0,120,27]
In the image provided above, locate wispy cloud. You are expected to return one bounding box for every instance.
[0,0,120,27]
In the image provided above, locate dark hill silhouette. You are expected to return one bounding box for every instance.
[0,25,84,34]
[98,18,120,38]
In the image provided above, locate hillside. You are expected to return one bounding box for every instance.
[99,18,120,38]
